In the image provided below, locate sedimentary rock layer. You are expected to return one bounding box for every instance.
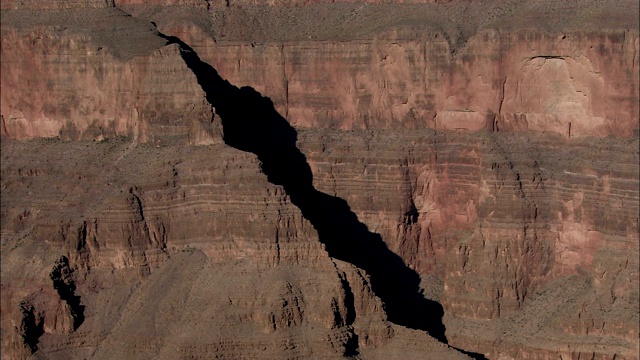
[2,2,638,141]
[113,1,640,137]
[0,8,219,144]
[0,138,469,359]
[3,130,637,359]
[1,1,638,359]
[170,28,639,138]
[296,129,639,358]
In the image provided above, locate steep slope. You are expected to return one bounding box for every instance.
[0,12,470,357]
[2,2,638,141]
[123,1,639,137]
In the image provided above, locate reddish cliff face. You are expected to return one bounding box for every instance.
[1,1,638,359]
[297,129,639,358]
[3,3,639,142]
[170,29,638,137]
[126,1,639,138]
[1,138,469,359]
[0,9,220,145]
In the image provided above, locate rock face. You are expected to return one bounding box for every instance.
[123,1,639,138]
[0,8,220,145]
[3,2,639,142]
[1,1,638,359]
[189,29,638,138]
[297,129,639,358]
[0,138,467,359]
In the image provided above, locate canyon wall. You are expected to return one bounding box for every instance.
[165,27,639,138]
[2,4,639,142]
[1,139,469,359]
[0,9,219,145]
[1,1,638,359]
[297,129,639,358]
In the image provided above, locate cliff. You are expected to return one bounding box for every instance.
[1,1,638,359]
[2,2,639,141]
[0,8,221,145]
[1,138,472,359]
[121,1,640,137]
[297,129,639,358]
[171,29,639,138]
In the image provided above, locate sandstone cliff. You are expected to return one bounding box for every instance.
[123,1,639,138]
[1,1,638,359]
[2,2,639,141]
[174,28,639,138]
[1,8,219,145]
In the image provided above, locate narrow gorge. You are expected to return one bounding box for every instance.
[163,30,454,345]
[1,1,638,359]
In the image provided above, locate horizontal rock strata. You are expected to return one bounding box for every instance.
[1,1,638,359]
[1,8,219,144]
[296,129,639,358]
[0,138,468,359]
[2,2,639,141]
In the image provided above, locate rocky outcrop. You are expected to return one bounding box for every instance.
[137,3,639,138]
[2,2,638,141]
[188,29,638,137]
[5,131,635,359]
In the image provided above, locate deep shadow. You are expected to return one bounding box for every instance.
[50,256,85,330]
[339,273,359,356]
[454,347,489,360]
[159,33,461,350]
[19,302,44,353]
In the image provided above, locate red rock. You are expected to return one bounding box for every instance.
[3,3,638,141]
[1,1,638,359]
[0,9,220,145]
[297,129,639,358]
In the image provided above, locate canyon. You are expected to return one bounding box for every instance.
[1,0,639,359]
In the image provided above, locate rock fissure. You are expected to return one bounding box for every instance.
[334,264,360,356]
[17,302,44,353]
[158,32,479,355]
[1,3,639,357]
[530,55,565,60]
[49,256,86,331]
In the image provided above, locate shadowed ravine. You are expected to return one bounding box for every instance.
[159,33,486,359]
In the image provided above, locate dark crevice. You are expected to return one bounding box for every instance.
[530,55,564,60]
[128,188,146,221]
[158,33,485,358]
[339,275,357,327]
[453,346,489,360]
[50,256,85,330]
[344,329,360,358]
[338,271,359,357]
[18,302,44,353]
